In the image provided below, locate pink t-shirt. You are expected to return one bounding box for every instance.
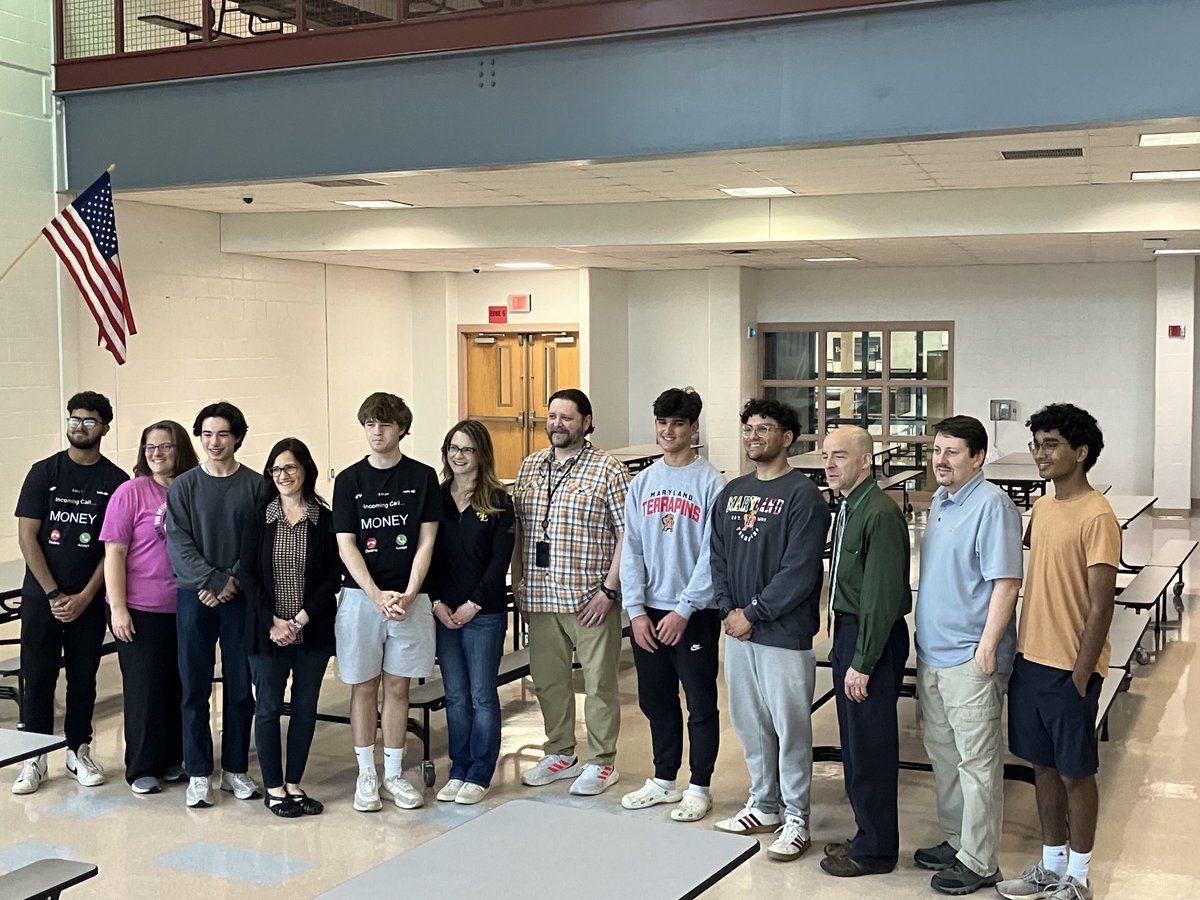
[99,476,177,614]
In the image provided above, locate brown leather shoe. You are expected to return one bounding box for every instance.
[820,855,894,877]
[823,839,852,859]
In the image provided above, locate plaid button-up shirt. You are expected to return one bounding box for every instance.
[513,443,629,613]
[266,497,320,644]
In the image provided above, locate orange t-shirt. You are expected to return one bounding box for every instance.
[1018,489,1121,674]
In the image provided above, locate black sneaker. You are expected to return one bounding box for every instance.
[914,840,959,871]
[931,861,1001,895]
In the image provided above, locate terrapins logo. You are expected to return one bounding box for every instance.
[661,513,675,533]
[737,511,760,542]
[395,534,408,549]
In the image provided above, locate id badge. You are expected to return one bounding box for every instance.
[535,541,551,568]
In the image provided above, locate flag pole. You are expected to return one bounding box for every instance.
[0,163,116,285]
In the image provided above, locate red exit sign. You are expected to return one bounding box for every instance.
[488,305,508,324]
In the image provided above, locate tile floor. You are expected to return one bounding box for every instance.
[1,510,1197,899]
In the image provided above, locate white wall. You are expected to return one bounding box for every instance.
[583,269,630,449]
[0,3,57,561]
[757,262,1157,494]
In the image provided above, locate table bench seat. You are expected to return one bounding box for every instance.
[0,858,97,900]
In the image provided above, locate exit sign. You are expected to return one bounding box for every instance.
[488,305,508,324]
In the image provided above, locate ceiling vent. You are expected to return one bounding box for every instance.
[1000,148,1084,160]
[303,178,389,188]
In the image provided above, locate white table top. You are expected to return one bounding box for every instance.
[0,729,67,768]
[1020,494,1156,527]
[318,799,758,899]
[789,441,903,471]
[607,443,704,461]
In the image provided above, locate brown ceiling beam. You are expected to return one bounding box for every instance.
[55,0,970,92]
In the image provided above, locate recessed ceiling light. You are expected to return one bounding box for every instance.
[1139,132,1200,147]
[719,186,795,198]
[495,261,554,269]
[1153,248,1200,255]
[1130,170,1200,181]
[334,200,413,209]
[803,256,861,263]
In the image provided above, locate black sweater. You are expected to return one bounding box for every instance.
[427,484,516,616]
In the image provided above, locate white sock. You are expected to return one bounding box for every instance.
[1065,849,1091,886]
[1042,844,1068,876]
[687,784,711,797]
[354,746,376,772]
[383,747,404,779]
[652,778,676,791]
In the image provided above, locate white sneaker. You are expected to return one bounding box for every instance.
[436,778,465,802]
[521,753,580,787]
[767,814,811,861]
[713,804,781,834]
[569,764,620,796]
[353,769,382,812]
[219,770,261,800]
[454,783,489,805]
[670,789,713,822]
[12,756,47,795]
[186,775,214,808]
[621,778,683,810]
[380,774,424,809]
[65,744,106,787]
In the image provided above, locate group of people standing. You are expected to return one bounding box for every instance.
[11,386,1117,900]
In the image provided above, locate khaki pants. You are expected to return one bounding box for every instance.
[528,611,622,765]
[917,657,1009,876]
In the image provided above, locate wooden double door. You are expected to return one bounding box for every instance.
[462,330,580,479]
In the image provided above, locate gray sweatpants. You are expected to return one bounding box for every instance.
[724,638,816,821]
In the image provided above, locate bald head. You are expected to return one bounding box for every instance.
[822,426,874,495]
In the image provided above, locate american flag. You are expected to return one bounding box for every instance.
[42,172,136,365]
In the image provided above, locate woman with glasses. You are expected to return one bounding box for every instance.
[428,420,515,805]
[240,438,342,817]
[101,420,200,794]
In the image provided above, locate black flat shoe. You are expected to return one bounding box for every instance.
[820,855,894,878]
[287,790,324,816]
[264,794,303,818]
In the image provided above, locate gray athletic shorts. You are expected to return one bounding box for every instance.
[334,587,436,683]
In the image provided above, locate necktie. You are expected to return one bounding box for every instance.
[827,500,848,634]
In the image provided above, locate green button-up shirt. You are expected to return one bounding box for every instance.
[830,478,912,674]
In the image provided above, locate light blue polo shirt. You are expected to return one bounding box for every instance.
[915,472,1024,672]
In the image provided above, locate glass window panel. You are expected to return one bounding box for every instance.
[763,331,818,381]
[826,330,882,379]
[825,386,883,434]
[889,386,949,437]
[764,386,818,436]
[890,330,950,380]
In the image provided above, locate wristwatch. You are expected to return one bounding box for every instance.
[599,585,619,601]
[46,588,62,601]
[290,617,305,631]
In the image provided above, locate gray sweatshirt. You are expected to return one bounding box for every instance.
[711,468,831,650]
[620,457,725,620]
[166,463,268,594]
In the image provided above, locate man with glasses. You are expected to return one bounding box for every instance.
[997,404,1118,900]
[512,389,629,796]
[710,398,830,862]
[13,392,128,794]
[167,401,268,808]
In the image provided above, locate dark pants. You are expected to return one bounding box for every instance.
[250,645,332,789]
[436,612,507,787]
[114,607,183,783]
[20,591,106,751]
[832,614,909,870]
[630,608,721,787]
[176,590,254,777]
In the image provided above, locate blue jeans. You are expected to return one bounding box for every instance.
[436,612,507,787]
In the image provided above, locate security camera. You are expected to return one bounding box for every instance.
[242,196,254,205]
[472,266,482,274]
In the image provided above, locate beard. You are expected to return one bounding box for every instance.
[67,432,102,451]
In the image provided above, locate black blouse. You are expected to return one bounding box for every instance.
[427,484,516,616]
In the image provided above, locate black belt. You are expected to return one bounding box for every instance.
[833,611,858,624]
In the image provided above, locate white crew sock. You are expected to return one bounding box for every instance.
[652,778,676,791]
[354,746,376,772]
[383,747,404,779]
[686,784,711,797]
[1065,849,1091,886]
[1042,844,1068,877]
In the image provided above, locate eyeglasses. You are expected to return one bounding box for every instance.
[67,417,100,429]
[269,464,300,478]
[1028,439,1067,454]
[740,424,780,437]
[447,445,477,457]
[142,442,175,455]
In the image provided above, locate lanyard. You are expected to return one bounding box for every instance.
[541,446,586,537]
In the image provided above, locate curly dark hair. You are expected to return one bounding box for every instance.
[67,391,114,424]
[740,397,800,443]
[1026,403,1104,472]
[653,387,703,422]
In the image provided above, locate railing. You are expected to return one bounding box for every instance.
[54,0,956,92]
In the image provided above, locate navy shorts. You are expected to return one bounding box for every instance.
[1007,654,1102,778]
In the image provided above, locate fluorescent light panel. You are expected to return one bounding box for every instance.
[719,186,795,197]
[1139,132,1200,147]
[803,256,860,263]
[334,200,413,209]
[1130,170,1200,181]
[495,261,554,269]
[1153,248,1200,255]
